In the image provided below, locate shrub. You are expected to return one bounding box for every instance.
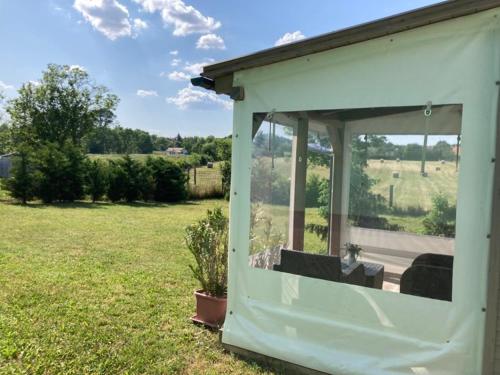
[35,143,86,203]
[146,157,188,202]
[220,160,231,200]
[85,159,109,202]
[4,146,36,204]
[107,156,147,202]
[107,160,128,202]
[306,174,327,207]
[423,194,456,237]
[185,207,228,297]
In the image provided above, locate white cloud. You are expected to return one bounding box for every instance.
[167,85,232,110]
[167,71,190,81]
[137,89,158,97]
[133,0,221,36]
[133,18,148,31]
[171,58,182,67]
[182,59,214,75]
[170,50,179,55]
[274,30,306,46]
[0,81,14,91]
[74,0,132,40]
[69,64,86,71]
[196,33,225,50]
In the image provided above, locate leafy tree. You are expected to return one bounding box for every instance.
[119,155,144,202]
[423,194,456,237]
[305,174,327,208]
[4,146,36,204]
[220,160,231,200]
[8,64,118,148]
[107,160,128,202]
[201,142,217,161]
[85,159,109,202]
[146,157,188,202]
[35,143,86,203]
[432,140,454,161]
[0,124,12,155]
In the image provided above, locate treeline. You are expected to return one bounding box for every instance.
[83,126,232,162]
[361,135,458,162]
[5,144,191,204]
[0,64,232,204]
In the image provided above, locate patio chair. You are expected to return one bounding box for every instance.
[400,262,453,301]
[273,249,366,286]
[411,253,453,269]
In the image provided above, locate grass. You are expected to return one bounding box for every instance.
[0,194,274,374]
[366,159,458,211]
[310,159,458,211]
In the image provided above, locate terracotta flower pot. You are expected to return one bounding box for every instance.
[191,290,227,328]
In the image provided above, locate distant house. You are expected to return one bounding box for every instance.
[165,147,188,156]
[0,153,15,178]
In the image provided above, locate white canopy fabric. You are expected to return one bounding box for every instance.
[224,8,500,374]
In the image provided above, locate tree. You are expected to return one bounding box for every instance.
[220,160,231,200]
[35,143,86,203]
[5,146,36,204]
[85,159,109,202]
[0,124,12,155]
[8,64,118,148]
[146,157,188,202]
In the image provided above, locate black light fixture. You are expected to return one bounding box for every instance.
[190,76,215,90]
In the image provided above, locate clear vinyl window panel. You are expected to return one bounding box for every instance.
[249,105,462,302]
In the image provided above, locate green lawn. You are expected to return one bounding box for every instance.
[0,195,273,374]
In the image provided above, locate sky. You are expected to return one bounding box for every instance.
[0,0,442,138]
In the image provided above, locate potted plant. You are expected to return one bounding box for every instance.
[185,207,228,328]
[345,242,362,265]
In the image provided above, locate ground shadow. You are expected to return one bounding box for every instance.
[1,199,203,209]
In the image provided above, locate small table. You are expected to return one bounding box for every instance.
[342,261,384,289]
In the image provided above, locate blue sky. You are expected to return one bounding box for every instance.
[0,0,441,138]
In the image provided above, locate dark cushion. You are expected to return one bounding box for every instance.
[412,253,453,269]
[400,265,452,301]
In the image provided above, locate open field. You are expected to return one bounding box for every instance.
[366,159,458,211]
[0,194,272,374]
[310,159,458,211]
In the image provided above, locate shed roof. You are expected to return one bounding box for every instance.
[200,0,500,90]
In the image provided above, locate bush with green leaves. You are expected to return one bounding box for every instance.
[85,159,109,202]
[220,160,231,200]
[146,156,188,202]
[35,143,86,203]
[306,174,328,207]
[185,207,228,297]
[107,156,148,202]
[423,194,456,237]
[4,146,36,204]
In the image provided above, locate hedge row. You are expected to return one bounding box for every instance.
[4,144,189,204]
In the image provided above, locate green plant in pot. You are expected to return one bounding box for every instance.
[185,207,228,328]
[345,242,362,265]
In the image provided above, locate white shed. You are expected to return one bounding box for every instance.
[193,1,500,373]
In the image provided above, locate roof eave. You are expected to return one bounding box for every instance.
[201,0,500,82]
